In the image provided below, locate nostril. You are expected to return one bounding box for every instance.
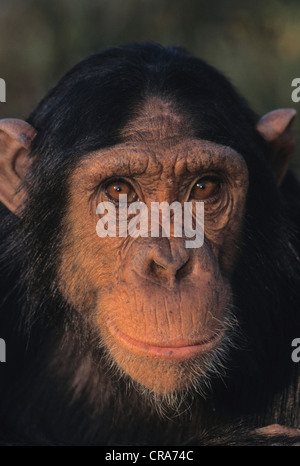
[150,259,167,275]
[174,257,191,280]
[147,239,191,280]
[153,259,166,270]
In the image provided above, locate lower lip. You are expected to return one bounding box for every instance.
[106,320,223,360]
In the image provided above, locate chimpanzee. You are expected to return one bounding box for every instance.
[0,42,299,446]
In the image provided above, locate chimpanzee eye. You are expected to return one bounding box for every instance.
[190,177,221,201]
[105,179,138,203]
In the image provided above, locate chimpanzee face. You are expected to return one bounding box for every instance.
[55,96,248,395]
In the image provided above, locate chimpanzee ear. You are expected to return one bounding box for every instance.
[256,109,297,185]
[0,118,36,213]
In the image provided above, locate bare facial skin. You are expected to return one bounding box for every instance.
[58,97,249,395]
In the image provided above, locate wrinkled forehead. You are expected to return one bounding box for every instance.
[121,96,194,144]
[72,97,248,184]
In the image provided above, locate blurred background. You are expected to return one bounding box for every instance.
[0,0,300,174]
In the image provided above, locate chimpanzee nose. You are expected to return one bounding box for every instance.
[121,237,193,286]
[149,238,190,280]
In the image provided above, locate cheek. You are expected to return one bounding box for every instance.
[57,206,123,311]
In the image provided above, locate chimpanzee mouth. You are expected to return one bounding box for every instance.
[106,319,225,361]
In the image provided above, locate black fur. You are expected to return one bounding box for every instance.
[0,42,299,445]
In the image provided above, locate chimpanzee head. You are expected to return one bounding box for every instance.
[0,43,297,404]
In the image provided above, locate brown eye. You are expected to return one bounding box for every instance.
[190,177,220,201]
[105,180,137,203]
